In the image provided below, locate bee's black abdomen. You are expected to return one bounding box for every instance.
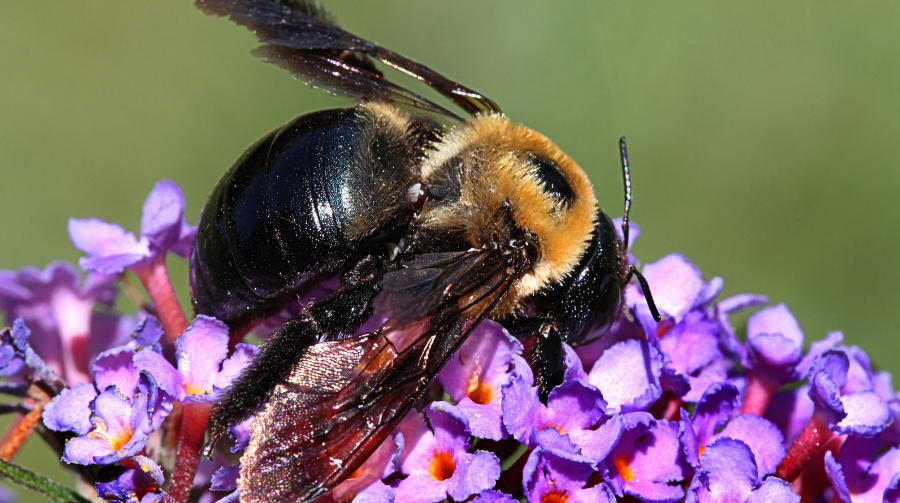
[190,107,418,329]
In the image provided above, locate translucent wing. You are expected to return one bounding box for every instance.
[238,248,526,502]
[196,0,500,118]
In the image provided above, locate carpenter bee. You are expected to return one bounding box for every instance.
[192,1,661,501]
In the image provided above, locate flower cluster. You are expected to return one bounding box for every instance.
[0,180,897,503]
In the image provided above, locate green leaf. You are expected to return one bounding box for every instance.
[0,459,90,503]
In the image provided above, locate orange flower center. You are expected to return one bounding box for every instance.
[541,490,568,503]
[656,318,675,339]
[614,456,636,482]
[428,450,456,481]
[108,429,133,451]
[466,380,496,405]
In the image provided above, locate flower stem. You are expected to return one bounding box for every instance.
[0,384,50,461]
[792,435,846,503]
[775,411,834,481]
[739,371,780,416]
[134,259,189,342]
[167,401,212,503]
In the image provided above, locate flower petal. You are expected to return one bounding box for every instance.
[69,218,150,274]
[588,339,663,413]
[836,391,890,437]
[686,437,756,503]
[177,316,229,396]
[42,382,97,435]
[140,180,187,250]
[715,414,785,478]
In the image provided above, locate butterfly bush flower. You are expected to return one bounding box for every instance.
[6,180,900,503]
[686,437,798,503]
[69,180,196,338]
[0,261,127,383]
[94,455,165,503]
[438,321,522,441]
[60,372,165,466]
[394,403,501,503]
[523,447,616,503]
[132,316,257,404]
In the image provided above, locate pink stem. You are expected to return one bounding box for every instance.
[134,259,189,342]
[167,400,212,503]
[739,370,781,416]
[776,411,835,482]
[792,435,846,503]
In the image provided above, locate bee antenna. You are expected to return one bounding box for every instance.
[619,137,633,251]
[625,264,662,322]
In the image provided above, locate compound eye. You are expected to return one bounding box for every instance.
[528,153,575,206]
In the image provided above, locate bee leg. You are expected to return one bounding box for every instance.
[528,322,564,404]
[204,255,388,456]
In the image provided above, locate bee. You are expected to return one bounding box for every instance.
[192,0,661,501]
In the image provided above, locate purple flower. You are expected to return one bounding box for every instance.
[658,310,726,402]
[741,304,805,383]
[394,403,500,503]
[61,373,163,465]
[133,316,257,402]
[42,382,99,435]
[686,437,798,503]
[330,432,401,502]
[625,253,720,326]
[502,375,620,462]
[438,320,522,440]
[604,414,690,502]
[825,443,900,503]
[523,447,616,503]
[588,339,663,413]
[69,180,196,274]
[0,261,125,382]
[809,350,890,436]
[43,316,168,435]
[741,311,844,417]
[94,455,165,503]
[208,465,240,503]
[765,385,815,445]
[714,293,769,357]
[681,382,742,466]
[472,489,518,503]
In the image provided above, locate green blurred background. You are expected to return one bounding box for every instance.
[1,1,899,500]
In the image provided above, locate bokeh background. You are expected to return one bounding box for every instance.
[1,1,899,500]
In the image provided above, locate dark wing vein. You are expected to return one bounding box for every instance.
[195,0,498,118]
[238,249,523,503]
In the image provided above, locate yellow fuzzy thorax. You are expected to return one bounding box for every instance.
[420,114,597,315]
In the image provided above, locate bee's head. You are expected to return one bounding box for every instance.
[530,210,625,345]
[421,115,598,312]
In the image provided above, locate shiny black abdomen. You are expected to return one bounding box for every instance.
[190,108,417,328]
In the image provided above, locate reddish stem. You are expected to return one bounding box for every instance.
[792,435,846,503]
[650,392,685,421]
[134,259,189,342]
[227,324,256,351]
[776,412,835,481]
[740,371,781,416]
[0,385,50,461]
[167,400,212,503]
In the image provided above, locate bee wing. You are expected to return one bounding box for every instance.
[238,249,525,503]
[195,0,500,117]
[253,45,463,122]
